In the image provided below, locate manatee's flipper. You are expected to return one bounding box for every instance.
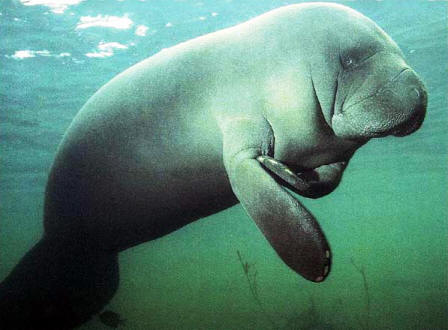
[220,116,331,282]
[258,155,349,199]
[0,237,119,329]
[257,155,311,191]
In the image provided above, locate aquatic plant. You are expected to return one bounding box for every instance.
[283,293,342,330]
[236,250,278,328]
[237,250,369,329]
[350,257,371,329]
[236,250,337,329]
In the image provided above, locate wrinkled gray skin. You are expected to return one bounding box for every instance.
[0,3,426,329]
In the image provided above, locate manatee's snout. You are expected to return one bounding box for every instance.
[386,69,427,137]
[333,66,427,140]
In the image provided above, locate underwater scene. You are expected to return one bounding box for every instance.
[0,0,447,329]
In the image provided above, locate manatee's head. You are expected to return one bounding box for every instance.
[301,3,427,140]
[331,46,427,140]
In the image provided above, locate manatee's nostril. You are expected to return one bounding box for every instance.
[409,87,422,104]
[413,87,420,98]
[413,86,427,115]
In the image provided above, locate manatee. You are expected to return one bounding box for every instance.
[0,3,426,329]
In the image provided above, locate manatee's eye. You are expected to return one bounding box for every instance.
[344,57,353,66]
[340,54,354,69]
[340,46,378,70]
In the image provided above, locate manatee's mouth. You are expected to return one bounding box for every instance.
[362,107,425,138]
[391,108,425,137]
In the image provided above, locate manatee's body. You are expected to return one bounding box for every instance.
[0,3,426,329]
[45,14,360,251]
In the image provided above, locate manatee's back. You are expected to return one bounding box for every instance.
[43,43,234,251]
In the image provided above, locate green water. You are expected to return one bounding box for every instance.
[1,0,447,329]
